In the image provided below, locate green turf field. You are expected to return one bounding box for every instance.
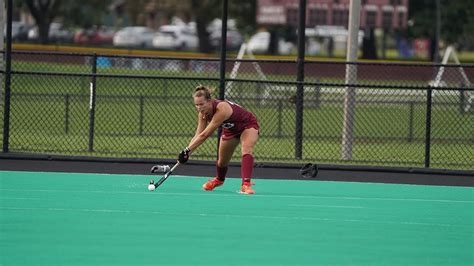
[1,170,472,265]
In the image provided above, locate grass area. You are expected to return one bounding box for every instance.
[6,82,473,169]
[14,43,474,63]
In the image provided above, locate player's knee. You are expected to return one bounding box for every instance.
[216,158,230,168]
[241,147,254,155]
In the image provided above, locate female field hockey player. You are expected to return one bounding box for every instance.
[177,85,260,194]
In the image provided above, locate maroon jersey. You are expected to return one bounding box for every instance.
[207,99,259,140]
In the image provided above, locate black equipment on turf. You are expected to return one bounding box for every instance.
[300,163,318,178]
[178,147,191,163]
[152,161,180,188]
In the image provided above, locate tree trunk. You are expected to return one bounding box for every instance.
[268,28,278,55]
[382,28,388,59]
[361,27,377,59]
[196,17,210,53]
[191,0,211,53]
[38,19,50,44]
[25,0,58,45]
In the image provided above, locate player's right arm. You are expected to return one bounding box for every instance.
[178,113,206,164]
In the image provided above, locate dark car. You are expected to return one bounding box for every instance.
[74,26,115,46]
[28,22,75,43]
[5,21,32,41]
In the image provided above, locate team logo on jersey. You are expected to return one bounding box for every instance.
[222,122,235,129]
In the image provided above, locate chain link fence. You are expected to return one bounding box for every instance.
[1,51,473,170]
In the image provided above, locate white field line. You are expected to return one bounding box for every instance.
[0,197,44,200]
[0,206,470,229]
[0,188,472,204]
[289,204,366,209]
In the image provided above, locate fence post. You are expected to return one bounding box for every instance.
[424,87,433,168]
[2,0,12,153]
[88,53,97,152]
[216,0,228,158]
[407,101,414,142]
[64,94,70,134]
[295,0,306,160]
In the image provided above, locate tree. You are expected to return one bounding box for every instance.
[22,0,113,44]
[122,0,149,26]
[408,0,474,57]
[187,0,256,53]
[229,0,256,38]
[190,0,219,53]
[441,0,474,50]
[24,0,61,44]
[61,0,113,29]
[361,28,377,59]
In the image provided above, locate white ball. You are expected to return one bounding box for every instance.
[148,184,156,191]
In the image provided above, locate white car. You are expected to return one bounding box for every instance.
[27,22,74,43]
[209,29,243,51]
[247,31,294,55]
[152,25,198,50]
[113,26,155,48]
[5,21,32,41]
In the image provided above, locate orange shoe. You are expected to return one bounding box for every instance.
[240,183,255,194]
[203,178,224,191]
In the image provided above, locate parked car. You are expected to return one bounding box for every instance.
[152,25,198,50]
[209,29,243,51]
[113,26,155,48]
[27,22,74,43]
[247,31,294,55]
[5,21,32,41]
[74,26,115,46]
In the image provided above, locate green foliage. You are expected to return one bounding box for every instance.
[408,0,474,48]
[60,0,114,28]
[229,0,257,37]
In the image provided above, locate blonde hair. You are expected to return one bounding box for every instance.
[193,85,214,100]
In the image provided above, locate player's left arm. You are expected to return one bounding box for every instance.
[187,102,232,151]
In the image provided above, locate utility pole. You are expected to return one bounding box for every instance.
[434,0,441,63]
[341,0,361,160]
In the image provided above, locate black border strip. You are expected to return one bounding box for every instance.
[1,152,472,177]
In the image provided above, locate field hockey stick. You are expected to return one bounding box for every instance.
[153,161,180,188]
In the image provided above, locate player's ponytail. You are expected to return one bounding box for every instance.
[194,85,214,100]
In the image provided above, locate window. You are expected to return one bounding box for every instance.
[309,8,328,26]
[333,9,348,27]
[366,10,377,27]
[382,11,392,29]
[398,11,405,28]
[287,8,298,26]
[390,0,402,5]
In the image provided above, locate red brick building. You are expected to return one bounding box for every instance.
[257,0,408,29]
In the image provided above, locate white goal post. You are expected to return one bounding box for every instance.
[431,45,473,112]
